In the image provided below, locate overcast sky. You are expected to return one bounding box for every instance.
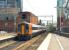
[22,0,57,24]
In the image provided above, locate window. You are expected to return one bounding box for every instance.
[0,0,6,8]
[7,0,15,8]
[25,24,29,32]
[61,27,69,33]
[32,27,38,30]
[0,0,21,8]
[22,14,26,19]
[16,0,21,8]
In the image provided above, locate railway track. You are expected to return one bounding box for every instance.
[25,32,48,50]
[0,35,40,50]
[12,35,41,50]
[0,40,16,49]
[0,32,47,50]
[0,41,25,50]
[12,32,47,50]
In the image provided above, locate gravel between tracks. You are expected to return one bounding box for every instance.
[13,32,48,50]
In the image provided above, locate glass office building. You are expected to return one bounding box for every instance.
[0,0,21,8]
[57,0,65,30]
[57,0,69,32]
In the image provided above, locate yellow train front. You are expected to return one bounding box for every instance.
[16,22,46,41]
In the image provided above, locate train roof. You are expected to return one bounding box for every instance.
[18,21,45,27]
[18,12,38,17]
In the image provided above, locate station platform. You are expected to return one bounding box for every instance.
[0,33,17,41]
[0,32,17,49]
[25,32,49,50]
[37,33,69,50]
[37,33,52,50]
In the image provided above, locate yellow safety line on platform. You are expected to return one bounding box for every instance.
[37,33,52,50]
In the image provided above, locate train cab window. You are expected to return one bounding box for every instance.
[22,14,26,19]
[25,24,29,32]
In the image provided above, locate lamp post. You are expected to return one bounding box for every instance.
[52,15,53,25]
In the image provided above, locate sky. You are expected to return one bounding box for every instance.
[22,0,57,25]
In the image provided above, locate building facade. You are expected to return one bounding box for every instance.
[0,0,21,32]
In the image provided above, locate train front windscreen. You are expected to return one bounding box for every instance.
[25,24,29,32]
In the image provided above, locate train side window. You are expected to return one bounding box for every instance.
[32,27,38,30]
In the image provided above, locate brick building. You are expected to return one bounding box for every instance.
[0,0,21,32]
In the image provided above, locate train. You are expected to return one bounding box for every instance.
[16,21,46,41]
